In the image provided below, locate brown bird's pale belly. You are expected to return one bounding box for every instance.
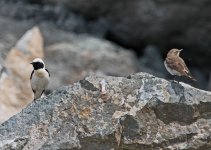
[164,61,182,76]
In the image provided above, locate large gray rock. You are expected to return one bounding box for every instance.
[0,72,211,150]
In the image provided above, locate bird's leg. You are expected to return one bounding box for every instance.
[170,76,179,83]
[33,98,37,103]
[175,76,179,83]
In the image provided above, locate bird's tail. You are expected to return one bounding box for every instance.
[188,74,197,81]
[184,70,197,81]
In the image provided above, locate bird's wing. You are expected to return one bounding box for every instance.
[177,57,191,75]
[177,57,196,80]
[165,56,187,76]
[45,69,50,77]
[30,70,36,93]
[167,56,196,80]
[30,70,34,80]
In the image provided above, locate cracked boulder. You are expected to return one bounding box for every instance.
[0,72,211,149]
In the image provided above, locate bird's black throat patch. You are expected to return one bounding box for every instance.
[32,62,44,70]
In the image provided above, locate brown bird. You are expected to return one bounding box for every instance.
[164,48,196,81]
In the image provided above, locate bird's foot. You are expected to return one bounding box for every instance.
[169,79,181,86]
[33,99,37,104]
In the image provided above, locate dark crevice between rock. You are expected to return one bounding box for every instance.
[79,134,117,150]
[121,115,140,140]
[80,133,158,150]
[122,132,197,150]
[155,132,197,150]
[153,102,197,125]
[197,102,211,119]
[23,130,199,150]
[79,79,98,92]
[121,143,154,150]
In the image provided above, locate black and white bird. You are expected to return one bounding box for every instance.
[30,58,50,100]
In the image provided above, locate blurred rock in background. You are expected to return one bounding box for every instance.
[0,17,34,60]
[208,73,211,90]
[0,26,43,123]
[20,0,211,68]
[0,0,210,90]
[45,35,138,91]
[139,45,166,78]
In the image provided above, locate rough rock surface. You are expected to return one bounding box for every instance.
[45,35,139,90]
[0,26,44,123]
[0,72,211,150]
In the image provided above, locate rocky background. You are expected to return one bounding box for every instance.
[0,0,210,89]
[0,0,211,149]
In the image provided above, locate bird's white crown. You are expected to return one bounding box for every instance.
[32,58,44,64]
[31,58,45,68]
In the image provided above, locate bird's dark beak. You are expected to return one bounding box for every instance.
[30,62,33,65]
